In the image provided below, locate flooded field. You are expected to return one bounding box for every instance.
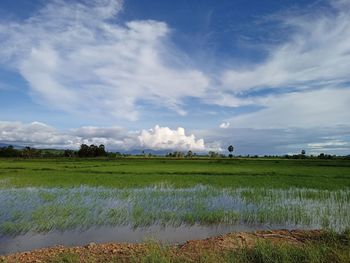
[1,158,349,256]
[0,224,290,255]
[1,185,349,254]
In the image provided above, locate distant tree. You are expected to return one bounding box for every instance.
[186,150,193,158]
[64,150,75,157]
[78,144,89,157]
[170,151,184,158]
[22,146,38,158]
[228,145,234,158]
[177,151,184,158]
[77,144,106,157]
[317,153,333,159]
[90,144,99,157]
[98,144,106,156]
[114,152,123,158]
[209,151,219,158]
[0,145,21,157]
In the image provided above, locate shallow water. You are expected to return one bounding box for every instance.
[0,224,306,255]
[0,185,349,254]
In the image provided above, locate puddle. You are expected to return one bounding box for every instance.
[0,224,304,255]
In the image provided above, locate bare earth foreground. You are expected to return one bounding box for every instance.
[1,229,345,263]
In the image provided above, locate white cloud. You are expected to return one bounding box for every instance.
[195,125,350,156]
[138,125,205,151]
[0,0,209,120]
[0,121,76,148]
[0,121,206,152]
[227,88,350,129]
[1,0,349,126]
[1,120,349,155]
[221,3,350,94]
[71,126,124,139]
[305,140,350,155]
[219,122,230,129]
[212,1,350,128]
[308,140,348,148]
[1,0,350,156]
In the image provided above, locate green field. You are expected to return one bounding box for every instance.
[1,158,350,240]
[1,158,350,189]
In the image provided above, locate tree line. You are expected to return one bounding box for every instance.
[0,144,348,159]
[0,144,108,158]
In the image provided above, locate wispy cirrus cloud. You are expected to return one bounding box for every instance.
[221,2,350,94]
[213,1,350,134]
[308,140,349,152]
[0,0,209,120]
[0,0,349,126]
[0,0,350,155]
[195,125,350,156]
[227,88,350,129]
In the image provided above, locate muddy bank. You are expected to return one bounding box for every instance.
[1,224,301,255]
[0,230,327,262]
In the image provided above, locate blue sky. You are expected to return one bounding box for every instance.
[0,0,349,155]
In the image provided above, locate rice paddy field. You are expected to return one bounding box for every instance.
[1,158,350,257]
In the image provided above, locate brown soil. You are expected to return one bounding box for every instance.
[0,229,325,263]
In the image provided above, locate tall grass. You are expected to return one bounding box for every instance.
[1,185,349,235]
[35,230,350,263]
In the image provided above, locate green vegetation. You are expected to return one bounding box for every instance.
[1,158,349,259]
[39,230,350,263]
[48,252,80,263]
[1,158,350,189]
[134,232,350,263]
[1,186,349,234]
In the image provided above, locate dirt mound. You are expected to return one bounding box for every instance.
[0,230,325,263]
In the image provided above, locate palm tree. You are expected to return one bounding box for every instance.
[228,145,234,158]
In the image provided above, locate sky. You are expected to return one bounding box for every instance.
[0,0,349,155]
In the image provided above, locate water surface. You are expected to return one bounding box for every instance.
[1,185,349,254]
[0,223,308,255]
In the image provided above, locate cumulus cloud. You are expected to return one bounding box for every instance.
[0,121,206,152]
[138,125,205,151]
[0,121,77,148]
[1,121,349,155]
[0,0,209,120]
[219,122,230,129]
